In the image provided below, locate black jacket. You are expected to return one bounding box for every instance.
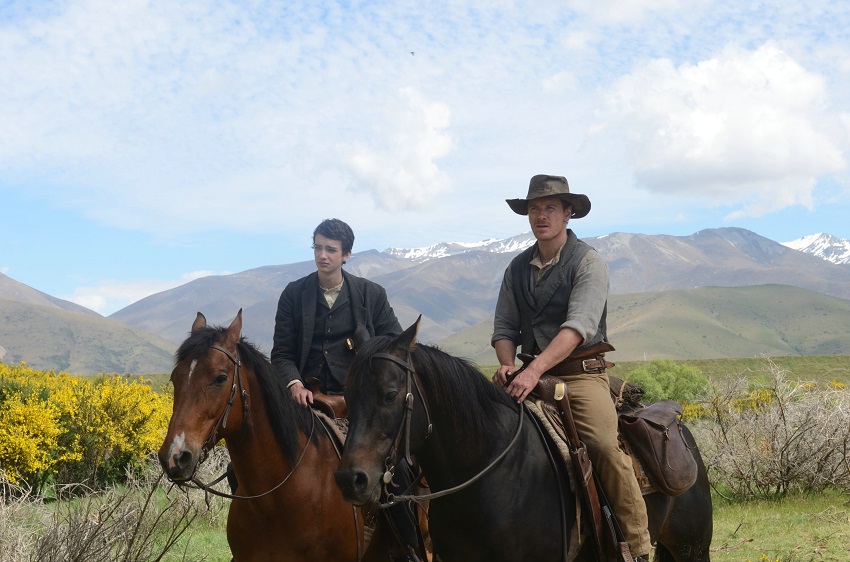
[270,269,402,388]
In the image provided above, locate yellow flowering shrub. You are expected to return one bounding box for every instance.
[680,401,708,422]
[0,362,171,493]
[0,393,61,483]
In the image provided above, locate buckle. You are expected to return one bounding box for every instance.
[581,359,603,373]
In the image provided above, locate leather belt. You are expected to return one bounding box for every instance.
[546,355,614,378]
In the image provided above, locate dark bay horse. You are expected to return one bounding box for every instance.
[335,319,713,562]
[158,310,392,561]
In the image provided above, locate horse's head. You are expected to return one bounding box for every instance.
[158,310,248,482]
[334,317,431,506]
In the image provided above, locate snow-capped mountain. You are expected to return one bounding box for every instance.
[384,232,536,261]
[782,233,850,265]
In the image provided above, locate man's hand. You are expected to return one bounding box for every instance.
[493,364,514,388]
[288,381,314,407]
[505,365,542,403]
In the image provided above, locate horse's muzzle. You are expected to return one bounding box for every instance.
[158,438,198,482]
[334,466,381,506]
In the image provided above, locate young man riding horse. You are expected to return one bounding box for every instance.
[270,218,422,562]
[492,175,651,561]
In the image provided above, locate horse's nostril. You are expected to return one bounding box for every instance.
[176,450,194,470]
[352,470,369,493]
[334,468,370,497]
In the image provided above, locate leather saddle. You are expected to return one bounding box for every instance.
[304,377,348,419]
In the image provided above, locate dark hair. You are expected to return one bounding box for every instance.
[313,218,355,254]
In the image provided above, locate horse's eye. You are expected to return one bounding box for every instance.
[383,391,398,404]
[213,373,228,386]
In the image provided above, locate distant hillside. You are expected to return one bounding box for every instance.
[108,250,418,355]
[0,298,175,375]
[110,227,850,354]
[5,227,850,372]
[592,228,850,297]
[436,285,850,366]
[0,272,98,316]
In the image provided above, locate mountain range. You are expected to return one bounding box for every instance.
[1,228,849,374]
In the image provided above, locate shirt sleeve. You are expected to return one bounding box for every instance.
[491,265,522,347]
[560,250,609,345]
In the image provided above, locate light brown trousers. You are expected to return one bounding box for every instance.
[558,372,652,557]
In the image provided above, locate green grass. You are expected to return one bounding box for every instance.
[479,355,850,386]
[173,489,850,562]
[615,355,850,385]
[710,489,850,562]
[166,522,230,561]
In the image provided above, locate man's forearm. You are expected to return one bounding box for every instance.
[494,339,517,367]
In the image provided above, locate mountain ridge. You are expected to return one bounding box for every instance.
[782,232,850,265]
[3,227,850,374]
[106,227,850,351]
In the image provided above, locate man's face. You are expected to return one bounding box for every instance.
[528,197,571,242]
[313,233,351,276]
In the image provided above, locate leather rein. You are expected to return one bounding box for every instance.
[369,351,525,507]
[177,344,314,501]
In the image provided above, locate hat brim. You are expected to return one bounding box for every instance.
[506,193,591,218]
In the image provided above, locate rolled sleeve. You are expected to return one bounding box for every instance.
[492,267,522,346]
[560,250,609,345]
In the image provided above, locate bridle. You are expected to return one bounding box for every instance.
[175,344,314,501]
[198,344,250,460]
[368,351,524,507]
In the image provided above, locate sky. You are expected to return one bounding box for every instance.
[2,0,850,316]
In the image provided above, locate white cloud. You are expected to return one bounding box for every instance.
[592,42,847,218]
[342,87,455,211]
[568,0,697,24]
[2,0,850,253]
[65,270,223,315]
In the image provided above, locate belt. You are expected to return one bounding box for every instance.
[546,355,614,378]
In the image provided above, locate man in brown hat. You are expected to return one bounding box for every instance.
[491,174,651,560]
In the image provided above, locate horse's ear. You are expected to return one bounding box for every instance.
[226,309,243,344]
[394,315,421,353]
[191,312,207,332]
[351,323,371,352]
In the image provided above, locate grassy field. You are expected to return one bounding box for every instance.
[614,355,850,385]
[477,355,850,386]
[159,488,850,561]
[710,489,850,562]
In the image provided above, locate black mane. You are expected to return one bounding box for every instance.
[349,335,516,445]
[175,326,316,462]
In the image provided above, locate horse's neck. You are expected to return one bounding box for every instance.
[224,380,339,498]
[223,380,299,492]
[419,401,519,490]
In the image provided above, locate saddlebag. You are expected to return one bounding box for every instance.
[617,400,697,496]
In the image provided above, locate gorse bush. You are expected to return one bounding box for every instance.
[0,362,171,495]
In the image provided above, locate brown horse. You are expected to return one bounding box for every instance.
[158,310,394,561]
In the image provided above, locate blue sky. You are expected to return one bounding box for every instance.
[2,0,850,315]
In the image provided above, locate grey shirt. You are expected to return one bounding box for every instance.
[492,245,610,349]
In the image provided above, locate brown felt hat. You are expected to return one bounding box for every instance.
[506,174,591,218]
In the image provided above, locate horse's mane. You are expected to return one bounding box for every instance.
[350,335,517,445]
[175,326,316,462]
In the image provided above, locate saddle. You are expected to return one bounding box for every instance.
[522,344,698,562]
[304,377,348,419]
